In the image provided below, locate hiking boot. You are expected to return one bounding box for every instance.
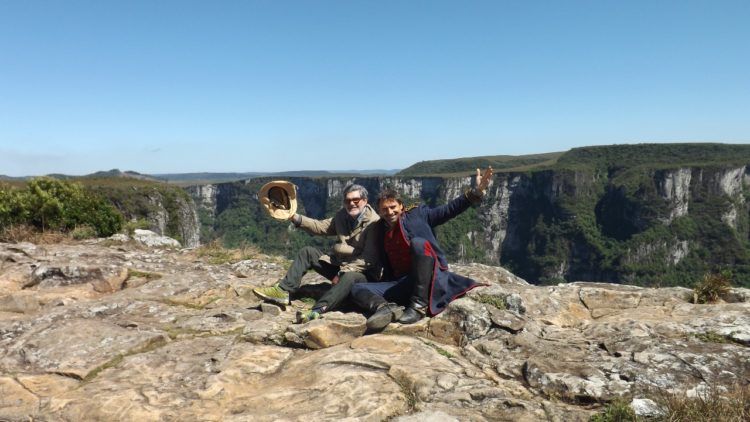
[295,309,321,324]
[366,303,404,332]
[253,283,290,306]
[398,303,426,324]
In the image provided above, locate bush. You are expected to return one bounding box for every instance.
[70,225,98,240]
[123,218,151,235]
[0,178,124,237]
[589,399,636,422]
[693,271,732,304]
[653,383,749,421]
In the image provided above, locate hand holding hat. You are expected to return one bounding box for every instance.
[259,181,298,220]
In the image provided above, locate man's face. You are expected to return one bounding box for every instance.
[344,190,367,218]
[379,198,404,227]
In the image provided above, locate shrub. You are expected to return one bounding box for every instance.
[123,218,151,235]
[653,383,749,421]
[0,178,124,237]
[589,399,636,422]
[70,225,98,240]
[693,271,732,304]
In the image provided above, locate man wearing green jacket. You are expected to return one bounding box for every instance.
[254,183,382,322]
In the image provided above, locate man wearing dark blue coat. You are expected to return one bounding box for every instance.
[351,167,494,331]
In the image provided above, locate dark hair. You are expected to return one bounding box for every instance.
[377,188,403,206]
[343,184,368,201]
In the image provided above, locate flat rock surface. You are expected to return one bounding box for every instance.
[0,241,748,421]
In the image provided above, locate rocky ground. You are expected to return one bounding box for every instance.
[0,234,748,421]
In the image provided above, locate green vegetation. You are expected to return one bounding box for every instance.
[690,331,732,344]
[651,383,750,421]
[426,342,454,359]
[558,143,750,170]
[126,269,163,281]
[398,152,563,176]
[0,178,123,237]
[207,178,336,257]
[692,271,732,304]
[82,177,194,243]
[70,225,98,240]
[122,218,151,235]
[473,294,507,310]
[589,399,636,422]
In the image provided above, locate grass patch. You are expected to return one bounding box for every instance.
[123,218,151,235]
[394,378,417,413]
[163,324,245,340]
[0,224,68,244]
[83,354,125,382]
[427,342,454,359]
[157,298,206,310]
[589,399,636,421]
[70,225,98,240]
[473,294,507,310]
[693,271,732,304]
[83,335,168,382]
[652,383,750,421]
[127,269,162,281]
[690,331,732,344]
[195,239,261,265]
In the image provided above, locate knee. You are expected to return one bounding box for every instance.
[298,246,318,258]
[337,272,366,287]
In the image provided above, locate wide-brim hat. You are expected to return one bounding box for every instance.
[259,180,298,220]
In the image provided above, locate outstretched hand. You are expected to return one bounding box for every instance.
[475,166,494,194]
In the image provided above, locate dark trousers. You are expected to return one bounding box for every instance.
[279,246,368,312]
[350,237,433,313]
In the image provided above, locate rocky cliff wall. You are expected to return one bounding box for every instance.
[106,186,201,248]
[186,165,750,286]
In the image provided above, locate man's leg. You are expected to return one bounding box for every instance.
[351,278,411,331]
[399,238,435,324]
[279,246,330,291]
[296,271,370,324]
[313,271,367,313]
[255,246,332,305]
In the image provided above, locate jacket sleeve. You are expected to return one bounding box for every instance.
[425,188,483,227]
[339,221,383,275]
[297,215,336,236]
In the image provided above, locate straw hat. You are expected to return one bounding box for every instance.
[259,181,297,220]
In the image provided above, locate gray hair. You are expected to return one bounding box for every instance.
[342,184,368,201]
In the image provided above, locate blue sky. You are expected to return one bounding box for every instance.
[1,0,748,176]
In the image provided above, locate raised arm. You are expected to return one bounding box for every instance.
[425,166,493,227]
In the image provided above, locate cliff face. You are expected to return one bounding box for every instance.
[101,185,201,248]
[186,165,750,286]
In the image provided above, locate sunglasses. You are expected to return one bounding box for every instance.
[344,197,363,205]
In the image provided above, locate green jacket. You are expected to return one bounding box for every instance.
[297,204,382,278]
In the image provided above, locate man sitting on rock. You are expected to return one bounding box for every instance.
[254,184,382,323]
[351,167,493,331]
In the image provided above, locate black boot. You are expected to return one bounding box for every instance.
[398,252,434,324]
[398,301,426,324]
[366,302,404,331]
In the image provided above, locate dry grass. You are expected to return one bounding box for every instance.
[194,239,261,265]
[589,383,749,421]
[693,271,732,304]
[0,224,69,244]
[652,383,749,422]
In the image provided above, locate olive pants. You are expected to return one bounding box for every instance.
[279,246,367,312]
